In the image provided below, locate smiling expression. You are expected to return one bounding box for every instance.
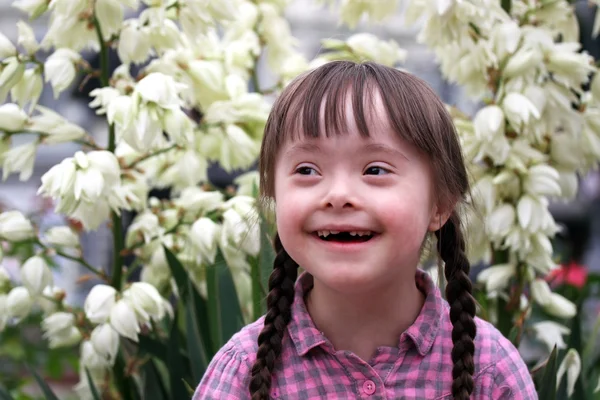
[273,91,445,294]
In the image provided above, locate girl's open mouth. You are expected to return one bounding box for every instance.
[314,230,375,243]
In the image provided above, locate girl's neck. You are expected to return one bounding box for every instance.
[305,272,425,362]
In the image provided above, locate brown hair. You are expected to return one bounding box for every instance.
[249,61,477,400]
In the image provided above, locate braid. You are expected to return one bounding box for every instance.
[249,233,298,400]
[435,213,477,400]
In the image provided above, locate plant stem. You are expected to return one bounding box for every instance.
[56,249,106,278]
[127,144,178,169]
[94,15,125,290]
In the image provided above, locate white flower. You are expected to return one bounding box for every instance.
[503,48,543,78]
[557,348,581,398]
[523,165,562,197]
[0,57,25,103]
[134,72,184,108]
[345,33,407,66]
[10,68,43,112]
[338,0,399,28]
[29,106,87,144]
[0,32,16,59]
[109,299,140,342]
[80,340,111,370]
[94,0,124,41]
[44,226,80,248]
[13,0,49,18]
[221,206,260,256]
[531,321,570,350]
[473,105,505,141]
[174,188,224,217]
[38,151,123,230]
[6,286,32,319]
[38,285,64,315]
[123,282,165,323]
[21,256,53,295]
[44,48,81,98]
[234,171,259,197]
[0,103,28,132]
[190,218,220,264]
[476,263,516,293]
[84,285,117,324]
[531,279,577,319]
[2,141,37,181]
[0,210,35,241]
[502,92,540,128]
[118,19,152,65]
[486,203,515,241]
[41,312,81,348]
[90,323,119,364]
[16,20,39,55]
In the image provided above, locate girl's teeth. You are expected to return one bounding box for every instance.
[349,231,357,236]
[330,230,339,234]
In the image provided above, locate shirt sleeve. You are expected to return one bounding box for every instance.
[490,336,538,400]
[192,343,251,400]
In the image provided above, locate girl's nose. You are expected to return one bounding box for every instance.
[321,178,357,210]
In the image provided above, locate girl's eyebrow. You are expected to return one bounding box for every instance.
[364,143,410,161]
[285,142,322,156]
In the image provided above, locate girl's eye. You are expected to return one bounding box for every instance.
[364,166,390,175]
[295,166,318,175]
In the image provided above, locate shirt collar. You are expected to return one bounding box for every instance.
[287,269,444,357]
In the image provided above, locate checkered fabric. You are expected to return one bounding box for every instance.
[193,270,537,399]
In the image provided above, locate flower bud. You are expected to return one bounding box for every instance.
[557,349,581,397]
[41,312,81,348]
[44,226,80,248]
[84,285,117,324]
[21,255,53,295]
[0,103,27,132]
[109,299,140,342]
[190,217,220,264]
[0,210,35,242]
[6,286,32,319]
[476,263,516,293]
[90,323,119,364]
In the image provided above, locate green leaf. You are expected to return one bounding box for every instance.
[185,280,209,381]
[501,0,511,13]
[0,386,15,400]
[84,368,101,400]
[206,251,244,353]
[537,346,559,400]
[166,311,188,400]
[163,246,190,301]
[259,216,275,299]
[140,359,169,400]
[27,365,59,400]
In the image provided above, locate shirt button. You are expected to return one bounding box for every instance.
[363,380,376,395]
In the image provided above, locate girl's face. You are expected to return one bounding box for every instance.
[273,92,446,294]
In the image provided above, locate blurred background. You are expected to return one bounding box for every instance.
[1,0,600,395]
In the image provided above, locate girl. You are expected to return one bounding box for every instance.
[194,61,537,399]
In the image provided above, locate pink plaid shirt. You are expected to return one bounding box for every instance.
[194,270,537,399]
